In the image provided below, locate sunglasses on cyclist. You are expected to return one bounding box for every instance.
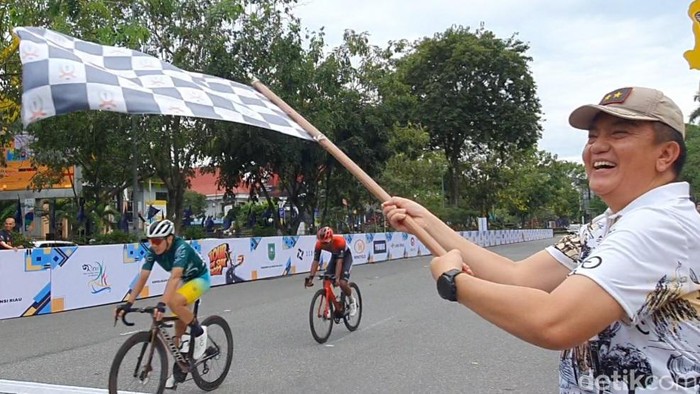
[149,237,166,246]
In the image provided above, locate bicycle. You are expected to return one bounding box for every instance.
[308,273,363,344]
[108,299,233,393]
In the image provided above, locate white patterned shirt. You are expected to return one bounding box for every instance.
[546,182,700,393]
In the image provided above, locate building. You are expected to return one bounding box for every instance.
[187,168,285,219]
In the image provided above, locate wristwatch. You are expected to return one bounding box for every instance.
[436,269,465,302]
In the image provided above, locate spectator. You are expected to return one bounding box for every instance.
[384,86,700,392]
[0,217,18,251]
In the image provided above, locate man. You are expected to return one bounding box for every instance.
[0,218,18,251]
[115,219,211,389]
[383,87,700,393]
[304,226,357,317]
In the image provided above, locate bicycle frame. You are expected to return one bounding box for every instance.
[321,278,344,318]
[120,301,206,374]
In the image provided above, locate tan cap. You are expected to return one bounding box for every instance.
[569,87,685,138]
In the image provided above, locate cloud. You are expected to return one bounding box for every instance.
[295,0,699,161]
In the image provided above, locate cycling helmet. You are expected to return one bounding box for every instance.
[146,219,175,238]
[317,226,333,243]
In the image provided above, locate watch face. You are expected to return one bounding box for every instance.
[437,270,460,301]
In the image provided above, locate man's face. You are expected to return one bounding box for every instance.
[582,113,672,210]
[4,219,15,231]
[149,236,170,255]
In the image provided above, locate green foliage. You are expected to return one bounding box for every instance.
[90,230,139,245]
[395,25,542,212]
[183,191,208,218]
[182,225,206,240]
[681,124,700,198]
[9,231,33,248]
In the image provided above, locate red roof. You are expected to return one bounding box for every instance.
[188,168,281,197]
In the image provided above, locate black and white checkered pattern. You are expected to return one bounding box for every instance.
[13,27,312,141]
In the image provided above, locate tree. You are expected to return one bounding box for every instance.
[396,25,542,212]
[681,123,700,199]
[497,151,583,228]
[380,124,448,212]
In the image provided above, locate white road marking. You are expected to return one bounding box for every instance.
[331,315,395,344]
[119,330,140,336]
[0,379,146,393]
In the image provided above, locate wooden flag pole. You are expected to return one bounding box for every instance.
[252,80,446,257]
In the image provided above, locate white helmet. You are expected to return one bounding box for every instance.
[146,219,175,238]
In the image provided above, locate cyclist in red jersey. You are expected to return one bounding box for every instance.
[304,226,357,316]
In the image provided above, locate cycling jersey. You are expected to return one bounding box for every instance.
[314,235,353,280]
[143,237,208,282]
[314,235,349,262]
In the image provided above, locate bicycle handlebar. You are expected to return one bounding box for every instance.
[114,306,157,327]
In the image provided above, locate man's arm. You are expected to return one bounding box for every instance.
[334,256,343,283]
[125,269,151,304]
[422,212,569,290]
[453,271,625,350]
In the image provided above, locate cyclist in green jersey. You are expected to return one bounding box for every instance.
[115,219,211,388]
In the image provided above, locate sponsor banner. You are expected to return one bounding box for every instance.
[50,244,140,311]
[347,234,370,265]
[385,232,407,261]
[201,238,249,286]
[0,229,553,319]
[0,250,51,319]
[404,234,419,257]
[247,236,298,280]
[293,236,317,273]
[369,233,388,263]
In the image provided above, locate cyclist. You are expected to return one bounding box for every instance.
[114,219,210,388]
[304,226,357,316]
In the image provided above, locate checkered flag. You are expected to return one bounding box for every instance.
[13,27,312,141]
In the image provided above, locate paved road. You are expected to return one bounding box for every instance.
[0,238,560,393]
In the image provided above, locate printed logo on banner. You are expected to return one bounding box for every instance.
[373,240,387,254]
[123,243,149,263]
[208,243,231,276]
[267,243,276,261]
[365,233,374,243]
[282,236,299,250]
[82,262,111,294]
[250,237,262,252]
[354,239,366,254]
[0,297,23,304]
[296,248,313,260]
[401,232,409,240]
[353,239,367,259]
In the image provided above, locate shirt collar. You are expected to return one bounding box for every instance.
[601,182,690,221]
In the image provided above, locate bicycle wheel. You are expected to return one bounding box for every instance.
[191,315,234,391]
[343,282,362,331]
[108,331,168,394]
[309,289,333,343]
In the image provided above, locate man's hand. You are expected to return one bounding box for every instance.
[382,196,430,233]
[155,301,167,321]
[115,301,133,318]
[304,276,314,288]
[430,249,474,280]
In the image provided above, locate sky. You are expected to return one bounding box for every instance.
[293,0,700,163]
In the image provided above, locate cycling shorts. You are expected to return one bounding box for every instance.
[177,271,211,305]
[325,253,353,281]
